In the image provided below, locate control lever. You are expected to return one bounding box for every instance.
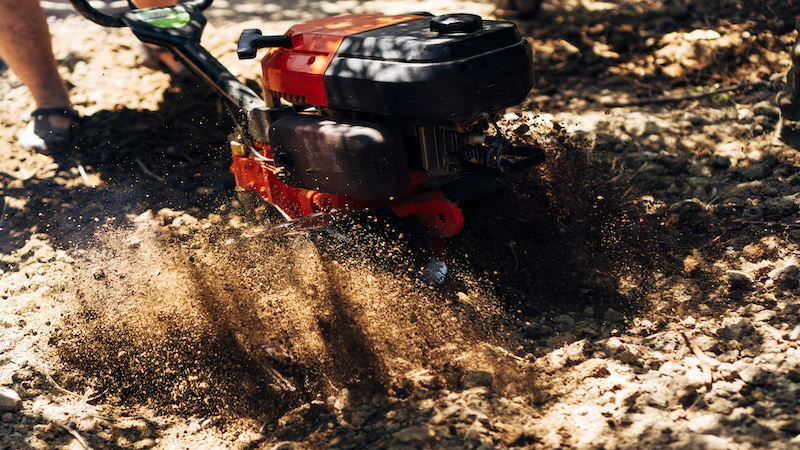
[238,29,293,59]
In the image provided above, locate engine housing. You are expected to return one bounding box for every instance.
[261,13,534,125]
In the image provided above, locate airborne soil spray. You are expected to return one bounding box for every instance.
[53,113,661,422]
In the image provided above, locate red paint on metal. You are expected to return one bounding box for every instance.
[260,14,421,107]
[230,144,464,237]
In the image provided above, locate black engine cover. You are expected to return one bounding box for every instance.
[323,15,534,125]
[269,115,409,202]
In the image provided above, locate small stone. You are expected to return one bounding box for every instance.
[716,363,738,381]
[597,391,616,406]
[778,419,800,435]
[32,246,55,263]
[133,439,157,450]
[753,310,776,322]
[11,369,34,383]
[157,208,184,218]
[691,434,731,450]
[688,414,721,435]
[737,364,770,385]
[429,404,460,425]
[134,210,154,222]
[684,367,710,389]
[692,334,719,353]
[333,388,350,411]
[186,422,202,434]
[770,264,800,289]
[77,417,100,433]
[0,388,21,412]
[620,387,642,407]
[717,318,756,341]
[579,359,610,379]
[647,390,670,409]
[92,267,106,280]
[498,423,525,446]
[618,350,639,364]
[393,426,437,444]
[172,214,198,228]
[420,257,447,285]
[784,304,800,315]
[521,321,541,339]
[707,396,735,415]
[788,325,800,341]
[753,101,782,119]
[603,336,625,355]
[668,376,696,404]
[726,270,752,288]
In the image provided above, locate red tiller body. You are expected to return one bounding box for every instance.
[67,0,542,238]
[260,14,421,107]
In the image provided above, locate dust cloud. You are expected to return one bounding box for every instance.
[54,211,536,418]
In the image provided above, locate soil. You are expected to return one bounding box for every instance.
[4,0,800,449]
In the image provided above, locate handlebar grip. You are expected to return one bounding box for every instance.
[181,0,213,10]
[68,0,125,27]
[238,29,292,60]
[68,0,213,27]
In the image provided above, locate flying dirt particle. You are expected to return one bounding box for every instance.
[683,255,701,276]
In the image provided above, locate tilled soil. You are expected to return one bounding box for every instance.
[4,0,800,449]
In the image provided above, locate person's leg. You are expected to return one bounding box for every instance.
[0,0,76,151]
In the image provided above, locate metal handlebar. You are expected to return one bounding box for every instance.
[67,0,213,27]
[65,0,282,147]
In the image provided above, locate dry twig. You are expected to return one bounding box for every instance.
[46,374,105,403]
[483,343,528,363]
[135,158,166,183]
[622,162,649,198]
[46,373,83,398]
[601,80,770,108]
[507,241,519,272]
[681,332,713,386]
[77,163,94,187]
[54,421,94,450]
[0,196,8,228]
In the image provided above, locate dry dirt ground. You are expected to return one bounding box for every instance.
[4,0,800,449]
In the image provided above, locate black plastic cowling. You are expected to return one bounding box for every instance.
[323,16,534,125]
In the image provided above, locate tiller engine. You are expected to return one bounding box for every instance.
[69,0,544,238]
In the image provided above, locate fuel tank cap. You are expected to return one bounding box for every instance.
[430,14,483,34]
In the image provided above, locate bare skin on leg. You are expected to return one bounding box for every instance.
[0,0,75,142]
